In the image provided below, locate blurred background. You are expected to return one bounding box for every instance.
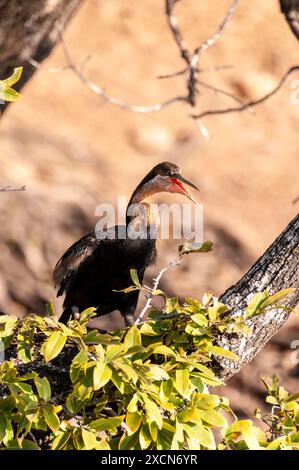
[0,0,298,417]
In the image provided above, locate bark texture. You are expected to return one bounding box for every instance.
[0,0,82,113]
[280,0,299,39]
[214,213,299,381]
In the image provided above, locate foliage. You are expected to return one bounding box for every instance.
[0,287,296,450]
[0,67,23,103]
[221,376,299,450]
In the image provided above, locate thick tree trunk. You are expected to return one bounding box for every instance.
[0,0,82,113]
[213,213,299,381]
[280,0,299,39]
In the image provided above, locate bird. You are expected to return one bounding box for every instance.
[53,162,199,326]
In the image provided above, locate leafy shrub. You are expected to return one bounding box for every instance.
[0,288,297,450]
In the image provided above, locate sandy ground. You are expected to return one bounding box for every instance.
[0,0,298,416]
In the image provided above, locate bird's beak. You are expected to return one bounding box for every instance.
[170,174,199,204]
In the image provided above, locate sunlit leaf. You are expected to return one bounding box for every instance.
[0,67,23,87]
[41,331,66,362]
[179,240,213,256]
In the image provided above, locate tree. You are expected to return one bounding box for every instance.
[0,0,82,114]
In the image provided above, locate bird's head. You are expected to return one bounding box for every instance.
[130,162,199,205]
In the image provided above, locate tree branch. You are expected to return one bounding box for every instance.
[0,0,82,115]
[280,0,299,40]
[191,66,299,120]
[213,213,299,381]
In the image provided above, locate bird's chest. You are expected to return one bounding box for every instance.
[119,238,156,267]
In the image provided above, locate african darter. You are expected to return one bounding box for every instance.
[54,162,199,326]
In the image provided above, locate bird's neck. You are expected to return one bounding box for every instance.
[126,187,160,238]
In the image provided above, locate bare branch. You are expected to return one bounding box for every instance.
[193,0,240,58]
[0,185,26,192]
[165,0,191,64]
[197,79,251,109]
[135,258,182,324]
[192,65,299,119]
[28,1,298,123]
[29,29,189,114]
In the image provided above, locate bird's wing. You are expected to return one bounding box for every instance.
[53,233,100,297]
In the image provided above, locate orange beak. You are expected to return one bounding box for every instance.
[170,174,199,204]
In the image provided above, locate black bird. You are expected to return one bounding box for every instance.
[54,162,199,326]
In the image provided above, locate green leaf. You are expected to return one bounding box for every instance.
[224,419,252,436]
[179,240,213,256]
[152,345,176,357]
[191,313,208,327]
[139,423,152,449]
[81,429,98,450]
[266,395,278,405]
[208,300,229,321]
[140,322,161,336]
[93,363,112,390]
[34,376,51,401]
[52,432,71,450]
[184,422,215,449]
[246,291,269,318]
[126,411,142,435]
[41,331,66,362]
[130,269,141,286]
[79,307,97,324]
[207,344,239,361]
[148,365,169,381]
[90,416,125,431]
[83,330,120,345]
[175,369,190,398]
[242,426,262,450]
[165,297,179,313]
[106,344,124,363]
[116,362,139,384]
[119,431,139,450]
[0,87,22,102]
[0,67,23,87]
[45,300,56,318]
[111,369,125,393]
[196,408,227,427]
[97,438,111,450]
[266,436,285,450]
[194,393,220,410]
[124,325,141,349]
[261,288,296,309]
[42,404,60,433]
[160,379,173,402]
[0,412,14,445]
[142,395,163,429]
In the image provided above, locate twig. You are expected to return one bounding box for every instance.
[193,0,240,58]
[0,185,26,192]
[197,79,251,109]
[192,65,299,119]
[158,65,233,80]
[58,28,189,113]
[134,258,182,324]
[28,1,297,124]
[165,0,190,64]
[28,58,69,73]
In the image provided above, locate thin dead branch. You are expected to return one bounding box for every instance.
[192,65,299,119]
[0,185,26,192]
[28,1,299,124]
